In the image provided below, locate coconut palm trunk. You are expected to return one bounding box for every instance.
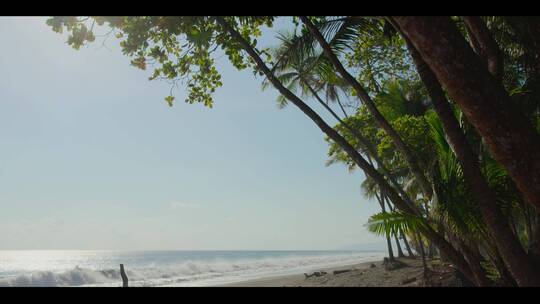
[376,191,394,261]
[401,229,415,258]
[386,198,415,258]
[394,231,405,258]
[381,194,405,257]
[302,80,418,210]
[392,17,540,227]
[299,16,434,200]
[215,16,478,285]
[415,231,431,286]
[395,21,540,286]
[462,16,504,81]
[529,215,540,268]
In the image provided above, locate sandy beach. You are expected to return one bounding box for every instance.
[217,257,461,287]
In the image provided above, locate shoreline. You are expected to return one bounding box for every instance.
[215,257,460,287]
[215,260,376,287]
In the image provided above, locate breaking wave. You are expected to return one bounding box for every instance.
[0,251,385,287]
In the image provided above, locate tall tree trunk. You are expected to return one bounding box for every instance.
[376,191,395,261]
[427,242,436,259]
[386,197,415,258]
[401,229,415,257]
[304,80,415,208]
[393,17,540,224]
[489,247,519,286]
[415,231,431,286]
[394,232,405,258]
[529,214,540,268]
[396,24,540,287]
[300,16,433,200]
[395,17,540,286]
[462,16,504,81]
[382,194,405,257]
[215,17,478,285]
[447,234,492,286]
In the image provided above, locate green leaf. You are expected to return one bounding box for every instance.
[164,95,175,107]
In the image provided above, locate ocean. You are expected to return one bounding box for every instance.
[0,250,386,287]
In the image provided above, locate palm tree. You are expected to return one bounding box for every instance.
[300,16,434,201]
[393,17,540,237]
[360,175,395,260]
[400,27,540,286]
[366,209,430,283]
[266,31,422,217]
[215,17,480,284]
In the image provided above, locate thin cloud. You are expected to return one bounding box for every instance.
[168,201,201,210]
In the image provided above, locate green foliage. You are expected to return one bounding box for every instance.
[377,114,434,171]
[46,16,275,108]
[366,211,425,236]
[345,25,418,93]
[47,17,540,283]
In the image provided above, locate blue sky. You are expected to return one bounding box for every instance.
[0,17,382,250]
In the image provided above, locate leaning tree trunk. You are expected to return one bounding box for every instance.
[401,229,415,258]
[446,233,491,286]
[376,191,395,261]
[382,195,404,257]
[396,26,540,287]
[462,16,504,81]
[393,17,540,227]
[394,232,406,258]
[529,214,540,268]
[394,16,540,286]
[303,80,415,206]
[488,246,519,286]
[300,16,434,201]
[387,199,415,258]
[415,231,431,286]
[215,16,478,285]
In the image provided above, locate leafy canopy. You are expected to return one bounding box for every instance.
[46,16,276,107]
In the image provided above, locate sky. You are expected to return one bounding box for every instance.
[0,17,383,250]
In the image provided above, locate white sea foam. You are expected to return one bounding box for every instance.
[0,267,119,287]
[0,251,385,287]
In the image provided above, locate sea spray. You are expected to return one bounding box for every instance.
[0,250,386,287]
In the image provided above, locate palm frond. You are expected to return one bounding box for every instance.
[366,211,425,236]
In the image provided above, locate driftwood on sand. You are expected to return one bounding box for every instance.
[401,277,417,285]
[304,271,327,278]
[382,257,408,271]
[332,269,352,275]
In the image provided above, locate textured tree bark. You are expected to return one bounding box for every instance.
[401,230,415,257]
[398,26,540,286]
[216,16,477,285]
[414,231,431,286]
[387,198,415,258]
[393,16,540,224]
[376,191,395,261]
[300,16,434,200]
[490,248,519,286]
[382,195,405,257]
[462,16,504,81]
[529,214,540,268]
[459,242,491,286]
[394,232,406,258]
[443,230,491,287]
